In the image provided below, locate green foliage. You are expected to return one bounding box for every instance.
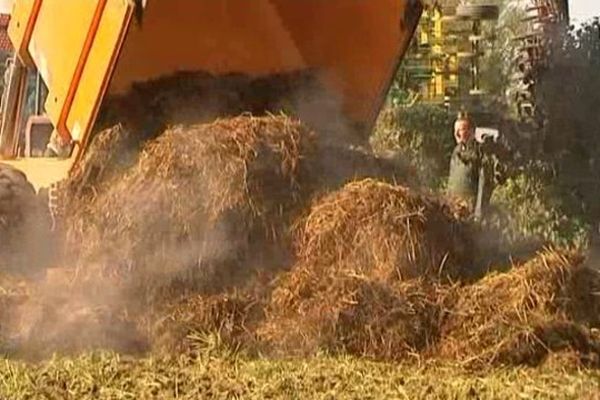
[491,163,589,247]
[485,19,600,246]
[536,19,600,225]
[372,104,454,189]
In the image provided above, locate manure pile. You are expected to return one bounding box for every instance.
[143,175,600,368]
[4,140,600,367]
[1,71,598,369]
[292,179,473,281]
[150,178,471,358]
[438,249,600,368]
[65,115,319,300]
[52,112,414,355]
[256,179,470,359]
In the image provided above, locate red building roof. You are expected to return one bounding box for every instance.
[0,14,12,52]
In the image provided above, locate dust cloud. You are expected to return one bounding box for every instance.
[0,70,407,359]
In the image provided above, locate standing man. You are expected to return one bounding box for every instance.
[448,112,481,205]
[448,111,508,219]
[448,111,496,220]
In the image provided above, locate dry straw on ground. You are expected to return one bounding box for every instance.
[152,287,267,353]
[258,179,469,360]
[260,275,454,361]
[34,97,415,358]
[65,115,317,302]
[5,68,599,366]
[439,248,600,368]
[294,179,473,282]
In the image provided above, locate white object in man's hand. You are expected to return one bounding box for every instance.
[475,127,500,143]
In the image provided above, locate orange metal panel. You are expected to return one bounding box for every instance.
[7,0,41,65]
[27,0,103,138]
[10,0,421,173]
[109,0,307,94]
[270,0,421,126]
[109,0,422,130]
[66,0,133,153]
[59,0,109,140]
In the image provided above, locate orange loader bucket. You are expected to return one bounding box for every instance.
[8,0,422,161]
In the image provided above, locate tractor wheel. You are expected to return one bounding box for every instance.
[0,163,52,272]
[456,4,500,21]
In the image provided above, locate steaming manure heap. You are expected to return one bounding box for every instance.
[439,249,600,367]
[55,159,600,368]
[2,114,320,358]
[150,179,470,358]
[28,69,418,357]
[59,70,416,301]
[66,115,318,299]
[258,179,470,360]
[3,71,600,370]
[5,113,600,369]
[153,286,267,353]
[293,179,472,281]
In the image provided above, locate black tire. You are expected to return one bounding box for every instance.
[0,163,37,230]
[0,163,53,272]
[456,4,500,21]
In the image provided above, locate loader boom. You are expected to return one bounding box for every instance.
[1,0,423,189]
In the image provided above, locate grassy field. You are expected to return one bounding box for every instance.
[1,351,599,400]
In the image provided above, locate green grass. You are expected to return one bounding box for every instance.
[0,352,599,399]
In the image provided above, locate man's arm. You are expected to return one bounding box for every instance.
[455,142,480,164]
